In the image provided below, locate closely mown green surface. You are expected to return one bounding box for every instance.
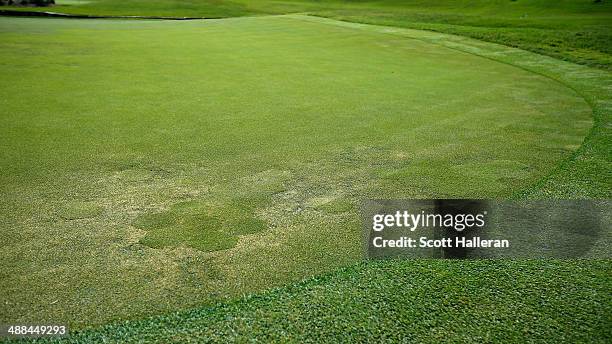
[293,14,612,200]
[3,0,612,69]
[19,260,612,343]
[0,14,597,329]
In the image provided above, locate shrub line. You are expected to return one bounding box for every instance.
[0,9,205,20]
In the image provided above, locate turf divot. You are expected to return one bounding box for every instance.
[133,199,268,252]
[58,201,103,220]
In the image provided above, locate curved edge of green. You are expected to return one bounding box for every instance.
[24,259,611,343]
[288,14,611,200]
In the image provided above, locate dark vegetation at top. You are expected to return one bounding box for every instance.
[0,0,54,6]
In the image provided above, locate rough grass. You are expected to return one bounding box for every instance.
[19,260,612,343]
[0,14,597,329]
[308,0,612,70]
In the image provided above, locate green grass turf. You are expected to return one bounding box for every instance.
[1,13,607,332]
[308,0,612,71]
[3,0,612,70]
[27,260,612,343]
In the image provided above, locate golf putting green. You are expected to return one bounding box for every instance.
[0,15,592,326]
